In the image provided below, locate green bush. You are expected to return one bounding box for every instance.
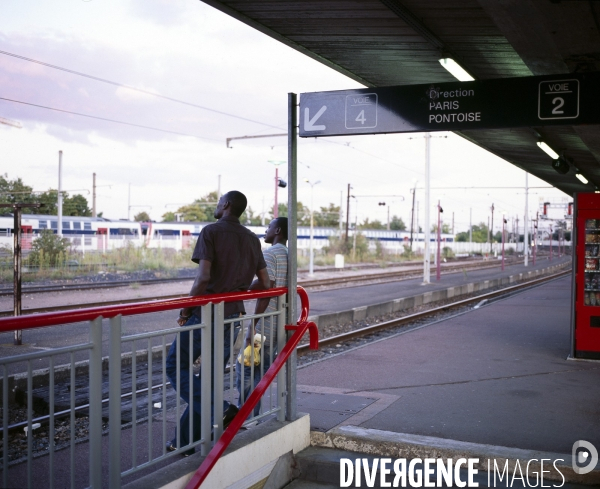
[27,230,71,267]
[442,246,454,259]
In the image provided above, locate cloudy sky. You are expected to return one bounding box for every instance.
[0,0,569,233]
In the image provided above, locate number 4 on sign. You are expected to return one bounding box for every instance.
[355,110,366,124]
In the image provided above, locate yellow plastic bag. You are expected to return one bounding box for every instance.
[237,334,263,366]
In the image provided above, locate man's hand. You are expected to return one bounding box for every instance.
[179,259,211,325]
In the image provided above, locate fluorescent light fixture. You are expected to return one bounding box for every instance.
[536,141,559,160]
[576,173,589,184]
[438,58,474,81]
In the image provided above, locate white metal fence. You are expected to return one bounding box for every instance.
[0,293,288,488]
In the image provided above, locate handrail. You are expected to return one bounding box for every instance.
[0,285,315,487]
[0,287,300,331]
[185,318,319,489]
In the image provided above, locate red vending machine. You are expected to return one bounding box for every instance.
[574,193,600,359]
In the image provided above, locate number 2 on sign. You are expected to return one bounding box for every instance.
[355,110,366,124]
[552,97,565,115]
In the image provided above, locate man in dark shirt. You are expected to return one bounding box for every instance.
[166,190,269,455]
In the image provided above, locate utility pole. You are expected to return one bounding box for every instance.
[423,133,431,284]
[387,205,390,231]
[0,202,43,345]
[410,187,416,251]
[436,201,443,281]
[452,211,454,235]
[274,168,279,218]
[339,191,343,232]
[345,183,351,243]
[469,208,472,244]
[490,203,495,253]
[217,175,221,200]
[58,151,63,237]
[92,172,97,218]
[524,172,529,266]
[128,183,131,221]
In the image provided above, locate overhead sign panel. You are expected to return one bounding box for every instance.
[299,72,600,137]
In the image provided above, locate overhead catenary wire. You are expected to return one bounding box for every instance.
[0,49,286,131]
[0,97,221,142]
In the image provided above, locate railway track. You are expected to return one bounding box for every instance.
[0,257,522,301]
[3,268,569,444]
[0,258,526,318]
[297,268,571,354]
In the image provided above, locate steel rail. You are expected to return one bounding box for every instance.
[297,269,571,353]
[0,257,542,317]
[299,257,523,288]
[0,257,525,297]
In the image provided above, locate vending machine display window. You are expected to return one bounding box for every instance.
[574,194,600,358]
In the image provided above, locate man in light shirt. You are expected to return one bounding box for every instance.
[236,217,288,412]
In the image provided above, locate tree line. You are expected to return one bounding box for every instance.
[0,175,92,216]
[161,191,407,230]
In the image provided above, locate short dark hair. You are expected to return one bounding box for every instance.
[274,217,288,239]
[224,191,247,217]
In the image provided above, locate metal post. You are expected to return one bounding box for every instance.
[13,207,21,345]
[309,184,314,277]
[345,183,351,242]
[201,304,212,453]
[387,205,390,231]
[490,203,494,253]
[57,151,63,237]
[92,172,97,218]
[89,317,103,488]
[550,227,553,261]
[276,295,286,422]
[286,93,298,421]
[339,190,343,232]
[533,213,538,266]
[502,218,506,271]
[217,174,221,200]
[128,183,131,221]
[274,167,279,218]
[436,201,441,281]
[524,173,529,266]
[410,187,416,252]
[469,207,472,246]
[109,315,122,489]
[213,302,224,441]
[423,133,431,284]
[570,194,578,358]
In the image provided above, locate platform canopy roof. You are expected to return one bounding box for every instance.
[201,0,600,196]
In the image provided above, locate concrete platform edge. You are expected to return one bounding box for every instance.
[124,413,310,489]
[310,425,600,486]
[308,261,570,329]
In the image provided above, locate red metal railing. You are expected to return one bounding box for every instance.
[186,287,318,488]
[0,286,318,488]
[0,287,298,331]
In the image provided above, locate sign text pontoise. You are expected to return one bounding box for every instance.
[299,72,600,137]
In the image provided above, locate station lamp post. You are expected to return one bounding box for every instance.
[436,201,443,281]
[305,179,321,277]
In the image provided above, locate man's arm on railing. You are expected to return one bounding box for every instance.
[180,259,211,321]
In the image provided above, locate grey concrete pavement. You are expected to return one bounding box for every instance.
[308,255,571,315]
[297,276,599,454]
